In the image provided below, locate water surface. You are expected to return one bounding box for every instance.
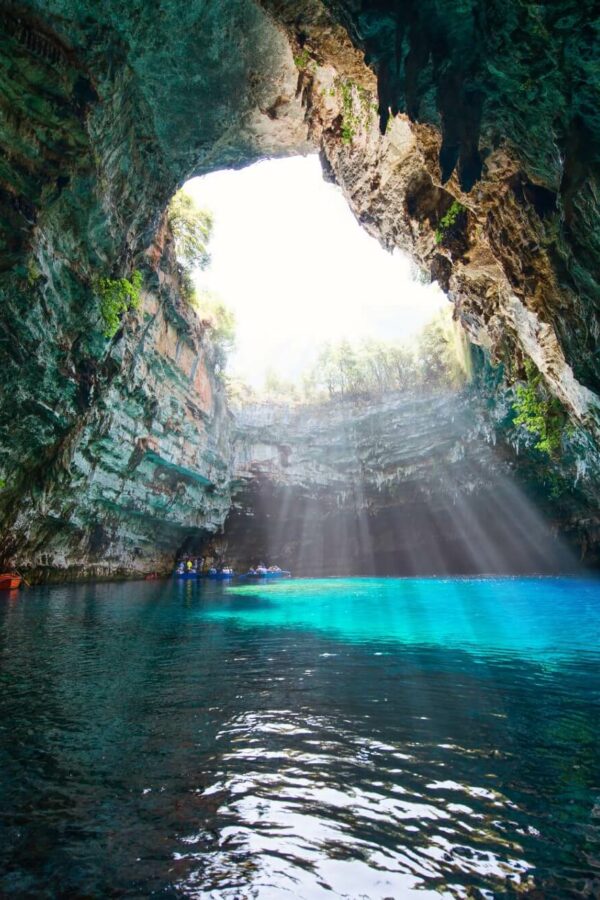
[1,576,599,898]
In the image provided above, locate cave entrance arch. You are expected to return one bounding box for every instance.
[170,157,575,578]
[179,154,448,395]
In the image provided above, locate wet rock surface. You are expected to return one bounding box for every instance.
[1,0,599,577]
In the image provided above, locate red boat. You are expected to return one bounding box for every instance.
[0,573,22,591]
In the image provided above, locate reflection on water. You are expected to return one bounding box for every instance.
[0,577,599,898]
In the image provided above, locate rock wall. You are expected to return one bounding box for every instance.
[212,392,578,576]
[265,0,600,429]
[0,0,310,578]
[1,0,599,578]
[1,242,235,580]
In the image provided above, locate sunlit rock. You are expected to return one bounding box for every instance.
[209,392,578,576]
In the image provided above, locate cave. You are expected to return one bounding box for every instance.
[1,1,600,896]
[1,0,599,579]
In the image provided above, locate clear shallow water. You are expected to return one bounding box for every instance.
[0,577,599,898]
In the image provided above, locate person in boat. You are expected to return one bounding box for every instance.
[268,565,281,573]
[256,563,267,575]
[176,561,185,574]
[186,558,193,572]
[221,566,233,575]
[248,567,257,575]
[208,566,217,575]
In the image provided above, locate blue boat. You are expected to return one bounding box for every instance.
[205,569,235,580]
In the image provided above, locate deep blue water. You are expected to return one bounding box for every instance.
[0,576,599,898]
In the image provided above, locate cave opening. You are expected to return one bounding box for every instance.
[179,154,448,392]
[170,156,576,577]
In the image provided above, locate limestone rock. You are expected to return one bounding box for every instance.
[215,392,578,575]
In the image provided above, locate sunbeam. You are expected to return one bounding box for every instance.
[221,395,577,578]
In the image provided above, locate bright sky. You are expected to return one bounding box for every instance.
[185,155,446,388]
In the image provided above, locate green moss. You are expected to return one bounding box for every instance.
[96,270,143,339]
[293,48,313,71]
[336,79,373,145]
[435,201,466,244]
[26,258,42,285]
[512,359,567,457]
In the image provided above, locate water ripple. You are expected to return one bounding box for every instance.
[0,578,599,897]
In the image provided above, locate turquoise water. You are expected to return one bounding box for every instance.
[205,576,600,658]
[1,576,599,897]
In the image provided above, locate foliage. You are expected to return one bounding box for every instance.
[96,270,143,338]
[189,289,236,367]
[435,200,466,245]
[264,368,301,403]
[225,376,258,409]
[512,359,567,456]
[293,48,313,71]
[167,189,213,273]
[256,307,470,404]
[417,308,471,389]
[336,78,373,145]
[26,258,42,285]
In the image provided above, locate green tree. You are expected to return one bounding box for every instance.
[190,289,236,366]
[228,307,470,406]
[225,375,257,409]
[167,189,213,273]
[388,344,420,390]
[264,368,300,403]
[417,307,469,388]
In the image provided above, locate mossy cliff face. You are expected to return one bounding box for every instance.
[0,0,599,576]
[1,238,235,579]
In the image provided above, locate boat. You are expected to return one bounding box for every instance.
[206,569,235,580]
[239,570,291,580]
[0,573,22,591]
[173,569,198,579]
